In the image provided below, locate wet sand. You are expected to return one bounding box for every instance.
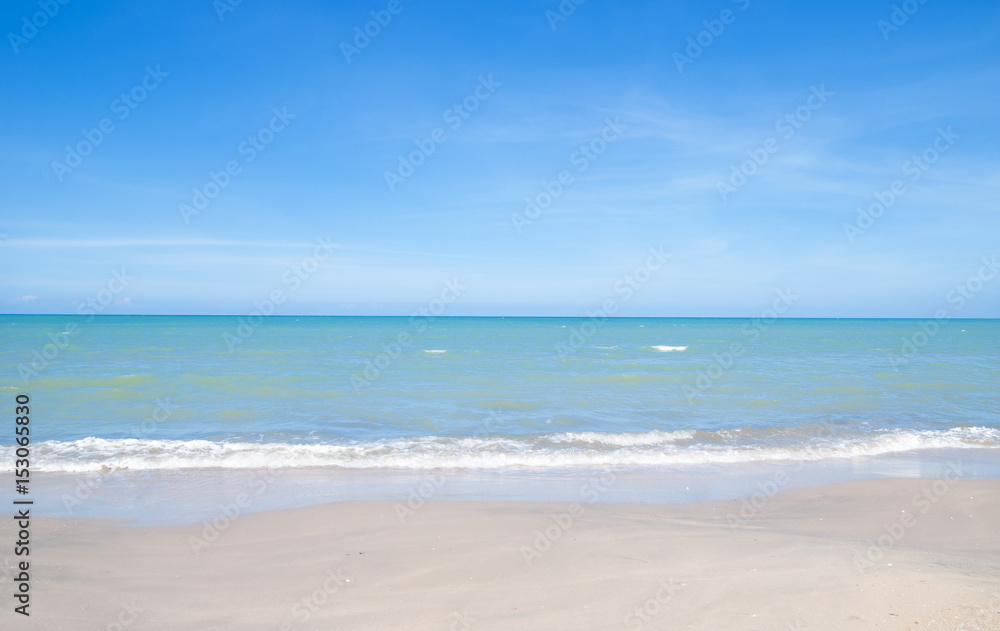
[2,478,998,630]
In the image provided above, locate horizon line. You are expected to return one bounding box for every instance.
[2,314,998,321]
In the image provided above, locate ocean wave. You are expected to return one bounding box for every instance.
[548,430,697,446]
[650,345,687,352]
[2,427,997,473]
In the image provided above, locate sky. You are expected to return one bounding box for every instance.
[1,0,998,317]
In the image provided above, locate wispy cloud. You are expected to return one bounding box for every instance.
[3,239,317,248]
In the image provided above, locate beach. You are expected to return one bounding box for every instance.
[6,0,999,626]
[4,477,998,630]
[3,318,999,628]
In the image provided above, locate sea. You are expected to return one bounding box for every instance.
[2,315,998,523]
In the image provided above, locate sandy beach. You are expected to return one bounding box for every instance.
[2,477,998,630]
[7,0,999,627]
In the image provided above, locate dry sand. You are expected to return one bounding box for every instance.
[3,478,998,630]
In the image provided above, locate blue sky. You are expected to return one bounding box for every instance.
[1,0,998,317]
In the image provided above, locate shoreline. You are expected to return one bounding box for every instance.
[3,477,998,629]
[9,447,1000,525]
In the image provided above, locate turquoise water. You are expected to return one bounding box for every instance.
[2,316,998,473]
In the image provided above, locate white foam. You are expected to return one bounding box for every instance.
[651,345,688,352]
[3,427,996,473]
[423,350,447,354]
[549,430,696,446]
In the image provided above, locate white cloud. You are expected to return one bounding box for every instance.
[3,238,310,248]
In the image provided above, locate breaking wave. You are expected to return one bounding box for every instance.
[4,426,997,473]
